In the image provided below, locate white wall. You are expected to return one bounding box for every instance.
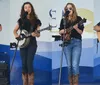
[0,0,95,45]
[94,0,100,24]
[0,0,10,45]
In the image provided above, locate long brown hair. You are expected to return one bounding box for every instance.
[64,3,77,22]
[20,2,38,20]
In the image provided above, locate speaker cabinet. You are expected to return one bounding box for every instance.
[0,52,10,85]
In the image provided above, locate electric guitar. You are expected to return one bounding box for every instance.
[62,18,87,44]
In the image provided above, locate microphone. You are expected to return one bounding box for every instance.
[22,11,28,19]
[64,10,70,17]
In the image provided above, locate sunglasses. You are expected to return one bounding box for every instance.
[66,8,73,11]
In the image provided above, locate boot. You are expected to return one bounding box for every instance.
[28,72,34,85]
[68,75,73,85]
[22,73,28,85]
[73,75,79,85]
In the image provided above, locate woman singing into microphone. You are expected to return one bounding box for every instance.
[59,3,84,85]
[13,2,42,85]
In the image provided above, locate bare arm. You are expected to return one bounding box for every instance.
[59,29,65,35]
[73,24,83,35]
[94,24,100,42]
[13,24,20,38]
[94,25,100,32]
[0,24,2,31]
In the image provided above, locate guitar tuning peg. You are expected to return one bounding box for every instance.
[48,23,52,30]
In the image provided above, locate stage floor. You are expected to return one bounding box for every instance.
[52,84,100,85]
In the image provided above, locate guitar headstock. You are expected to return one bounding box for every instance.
[39,24,52,32]
[79,18,87,25]
[47,24,52,31]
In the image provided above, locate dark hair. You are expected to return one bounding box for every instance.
[20,2,38,20]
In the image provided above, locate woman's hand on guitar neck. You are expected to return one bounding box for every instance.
[73,24,78,30]
[59,29,67,35]
[31,32,40,37]
[73,24,83,34]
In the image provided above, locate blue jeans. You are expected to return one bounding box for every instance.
[64,38,82,76]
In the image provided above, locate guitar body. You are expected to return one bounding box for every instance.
[62,31,71,45]
[18,30,30,48]
[62,18,87,45]
[64,31,71,41]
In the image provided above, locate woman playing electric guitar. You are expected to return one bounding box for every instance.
[59,3,85,85]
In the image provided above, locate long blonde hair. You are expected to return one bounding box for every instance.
[64,3,77,22]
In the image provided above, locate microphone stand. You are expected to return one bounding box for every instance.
[58,10,70,85]
[10,29,22,72]
[58,17,67,85]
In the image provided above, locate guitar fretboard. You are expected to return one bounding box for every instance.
[68,18,86,31]
[37,26,51,33]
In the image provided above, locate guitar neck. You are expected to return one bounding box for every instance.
[68,19,84,31]
[37,27,49,33]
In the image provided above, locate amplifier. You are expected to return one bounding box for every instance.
[0,52,10,85]
[0,63,9,85]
